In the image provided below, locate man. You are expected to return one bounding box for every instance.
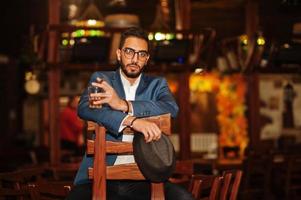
[67,27,194,200]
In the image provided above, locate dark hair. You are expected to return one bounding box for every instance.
[119,27,149,50]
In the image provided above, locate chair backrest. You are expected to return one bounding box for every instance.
[219,173,232,200]
[241,152,272,199]
[284,154,301,199]
[189,174,223,200]
[174,160,194,176]
[86,114,171,200]
[220,170,243,200]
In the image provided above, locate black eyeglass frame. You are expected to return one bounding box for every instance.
[122,47,149,61]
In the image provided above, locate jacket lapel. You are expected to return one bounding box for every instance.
[135,73,148,100]
[111,69,126,99]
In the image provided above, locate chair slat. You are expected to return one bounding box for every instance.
[106,141,133,153]
[87,140,133,155]
[124,113,171,135]
[87,113,171,134]
[209,176,223,200]
[220,173,232,200]
[87,121,96,131]
[189,174,223,200]
[86,139,94,154]
[88,164,145,180]
[220,170,243,200]
[229,170,243,200]
[107,164,145,180]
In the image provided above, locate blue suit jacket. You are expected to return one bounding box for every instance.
[73,69,179,185]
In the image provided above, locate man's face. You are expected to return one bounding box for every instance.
[116,37,149,78]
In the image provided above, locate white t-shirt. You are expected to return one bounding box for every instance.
[114,70,141,165]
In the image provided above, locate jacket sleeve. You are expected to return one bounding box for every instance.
[131,78,179,118]
[77,72,127,136]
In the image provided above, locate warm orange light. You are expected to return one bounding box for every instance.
[189,72,248,158]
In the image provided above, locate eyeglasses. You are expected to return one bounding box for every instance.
[122,47,149,61]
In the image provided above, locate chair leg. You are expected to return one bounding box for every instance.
[151,183,165,200]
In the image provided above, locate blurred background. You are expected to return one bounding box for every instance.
[0,0,301,199]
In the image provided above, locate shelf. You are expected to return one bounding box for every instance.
[46,62,199,73]
[257,65,301,74]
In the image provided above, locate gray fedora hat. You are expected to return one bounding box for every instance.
[133,133,176,182]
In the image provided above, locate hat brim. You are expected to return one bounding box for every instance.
[133,133,176,182]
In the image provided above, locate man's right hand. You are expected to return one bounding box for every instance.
[131,119,162,143]
[90,78,128,112]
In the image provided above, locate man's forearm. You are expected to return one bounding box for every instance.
[130,100,178,118]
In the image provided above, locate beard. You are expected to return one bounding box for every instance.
[120,58,144,78]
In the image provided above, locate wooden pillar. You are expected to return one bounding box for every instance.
[175,0,191,159]
[245,0,260,151]
[245,0,259,38]
[174,0,191,30]
[48,0,60,166]
[246,74,260,151]
[178,71,191,159]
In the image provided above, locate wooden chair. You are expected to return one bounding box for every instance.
[169,160,194,188]
[0,169,39,200]
[0,168,44,190]
[45,163,80,182]
[220,170,243,200]
[219,173,232,200]
[284,155,301,200]
[0,167,72,200]
[0,185,35,200]
[240,153,272,200]
[86,113,171,200]
[189,174,223,200]
[28,182,71,200]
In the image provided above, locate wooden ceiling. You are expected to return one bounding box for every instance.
[1,0,300,57]
[191,0,246,38]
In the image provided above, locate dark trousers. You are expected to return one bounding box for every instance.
[66,180,195,200]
